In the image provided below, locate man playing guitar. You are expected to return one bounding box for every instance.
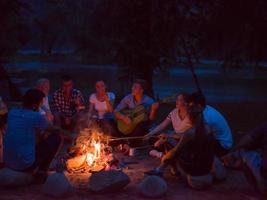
[114,79,159,148]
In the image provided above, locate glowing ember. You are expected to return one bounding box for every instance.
[86,153,94,166]
[85,140,103,167]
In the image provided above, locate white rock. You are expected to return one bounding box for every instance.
[88,170,130,193]
[139,176,168,198]
[42,172,72,197]
[0,168,33,187]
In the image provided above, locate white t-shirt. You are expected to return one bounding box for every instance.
[167,108,192,134]
[89,92,115,119]
[203,105,233,149]
[39,96,51,115]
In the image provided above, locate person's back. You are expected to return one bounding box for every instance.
[204,106,232,143]
[187,92,233,157]
[203,105,233,150]
[178,124,214,176]
[4,108,48,170]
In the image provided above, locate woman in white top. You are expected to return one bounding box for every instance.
[145,93,192,156]
[89,80,117,136]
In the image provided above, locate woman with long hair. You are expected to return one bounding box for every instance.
[145,104,215,189]
[144,93,192,158]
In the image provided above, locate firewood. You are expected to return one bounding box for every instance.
[66,154,86,170]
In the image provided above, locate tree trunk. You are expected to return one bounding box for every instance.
[180,37,203,94]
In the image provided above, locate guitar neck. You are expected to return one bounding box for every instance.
[157,94,177,104]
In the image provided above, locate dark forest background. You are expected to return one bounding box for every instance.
[1,0,267,98]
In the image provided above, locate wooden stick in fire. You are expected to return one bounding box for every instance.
[107,133,179,142]
[108,135,158,141]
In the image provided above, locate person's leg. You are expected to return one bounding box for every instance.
[240,150,267,194]
[74,112,90,134]
[35,133,63,171]
[212,156,226,181]
[213,139,230,157]
[100,119,118,137]
[54,112,63,127]
[128,121,149,147]
[145,146,179,176]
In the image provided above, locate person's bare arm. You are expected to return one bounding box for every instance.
[114,96,131,124]
[45,125,73,141]
[144,118,171,139]
[162,129,193,162]
[104,94,114,112]
[88,102,94,116]
[149,102,159,121]
[114,111,131,125]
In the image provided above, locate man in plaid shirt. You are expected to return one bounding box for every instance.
[52,75,85,130]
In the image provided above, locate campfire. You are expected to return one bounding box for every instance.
[65,126,121,173]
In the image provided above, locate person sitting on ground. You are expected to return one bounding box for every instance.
[3,89,64,183]
[36,78,53,123]
[88,80,117,136]
[114,79,159,150]
[187,92,233,157]
[145,104,215,190]
[0,96,8,166]
[144,93,192,158]
[52,75,85,130]
[229,122,267,195]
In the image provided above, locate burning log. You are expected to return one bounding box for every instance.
[65,125,126,174]
[66,154,87,171]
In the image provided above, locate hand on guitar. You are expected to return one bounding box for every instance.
[103,93,110,102]
[122,115,131,125]
[153,133,169,148]
[151,102,160,111]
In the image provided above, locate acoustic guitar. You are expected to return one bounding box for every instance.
[117,94,176,135]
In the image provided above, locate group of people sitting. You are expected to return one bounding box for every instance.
[0,75,266,194]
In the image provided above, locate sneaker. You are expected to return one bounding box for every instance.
[149,150,163,159]
[144,169,163,177]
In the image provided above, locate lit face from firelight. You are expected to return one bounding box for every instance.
[40,81,50,96]
[62,80,73,94]
[95,81,106,95]
[176,94,187,110]
[132,83,144,96]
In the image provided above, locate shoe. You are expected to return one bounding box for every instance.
[144,169,163,177]
[149,150,163,159]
